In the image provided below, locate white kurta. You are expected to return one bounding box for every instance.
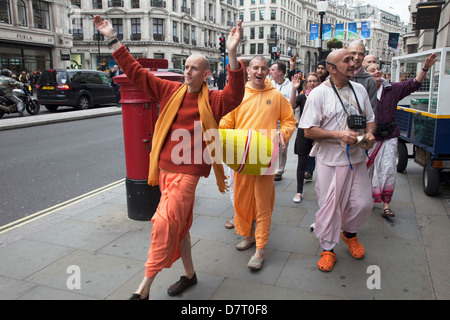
[299,81,375,166]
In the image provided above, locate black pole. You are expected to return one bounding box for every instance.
[98,34,101,70]
[319,12,324,60]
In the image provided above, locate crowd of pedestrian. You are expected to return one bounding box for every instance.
[92,14,438,299]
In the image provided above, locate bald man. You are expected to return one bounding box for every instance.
[299,49,376,272]
[94,16,246,299]
[362,54,377,69]
[348,41,377,117]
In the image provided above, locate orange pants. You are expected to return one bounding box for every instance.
[233,173,275,249]
[145,170,200,278]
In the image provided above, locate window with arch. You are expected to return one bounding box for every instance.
[18,0,27,26]
[32,0,50,29]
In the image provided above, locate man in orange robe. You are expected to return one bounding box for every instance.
[94,16,245,299]
[220,56,296,270]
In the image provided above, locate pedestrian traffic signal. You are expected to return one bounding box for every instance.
[274,52,280,60]
[219,37,226,55]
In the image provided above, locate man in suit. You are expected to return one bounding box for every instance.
[109,65,124,102]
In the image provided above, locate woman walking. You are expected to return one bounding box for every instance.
[290,72,321,203]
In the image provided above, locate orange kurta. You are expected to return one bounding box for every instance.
[220,80,296,249]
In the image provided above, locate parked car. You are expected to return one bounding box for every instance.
[36,69,118,111]
[157,68,184,75]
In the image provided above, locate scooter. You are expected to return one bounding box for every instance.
[0,85,40,118]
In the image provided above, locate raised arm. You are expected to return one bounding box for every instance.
[226,20,242,71]
[93,15,122,51]
[290,73,301,108]
[415,53,438,83]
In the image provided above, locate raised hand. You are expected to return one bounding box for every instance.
[291,73,301,90]
[423,53,438,70]
[226,20,242,53]
[93,15,115,38]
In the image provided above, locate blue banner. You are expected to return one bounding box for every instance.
[310,23,319,40]
[322,24,332,40]
[361,21,370,39]
[335,23,344,40]
[348,22,357,40]
[388,33,399,49]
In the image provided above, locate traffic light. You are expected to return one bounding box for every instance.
[219,37,226,55]
[275,52,280,60]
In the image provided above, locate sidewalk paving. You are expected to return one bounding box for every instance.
[0,106,122,131]
[1,111,450,300]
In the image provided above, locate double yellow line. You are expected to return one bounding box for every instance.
[0,179,125,235]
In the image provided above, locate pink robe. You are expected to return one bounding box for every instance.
[313,161,373,251]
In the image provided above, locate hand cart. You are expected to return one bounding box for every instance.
[394,47,450,195]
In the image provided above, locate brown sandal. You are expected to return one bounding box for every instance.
[317,251,337,272]
[382,208,395,218]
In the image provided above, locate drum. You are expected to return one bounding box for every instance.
[220,129,279,175]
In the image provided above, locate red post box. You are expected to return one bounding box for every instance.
[114,58,184,221]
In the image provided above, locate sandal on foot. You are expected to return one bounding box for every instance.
[247,254,264,270]
[236,238,255,251]
[128,293,149,300]
[317,251,336,272]
[225,219,235,229]
[341,232,365,259]
[382,208,395,218]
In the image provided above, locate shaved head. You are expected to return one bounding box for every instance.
[348,40,365,51]
[347,41,366,69]
[326,48,356,83]
[326,48,349,66]
[187,54,210,71]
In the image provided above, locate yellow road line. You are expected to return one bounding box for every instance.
[0,179,125,235]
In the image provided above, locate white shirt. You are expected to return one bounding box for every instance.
[298,81,375,166]
[271,78,296,101]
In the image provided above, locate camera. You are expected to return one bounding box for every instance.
[347,115,366,129]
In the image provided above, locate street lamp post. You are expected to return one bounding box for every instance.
[317,0,328,60]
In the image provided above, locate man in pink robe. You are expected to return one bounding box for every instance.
[298,49,376,272]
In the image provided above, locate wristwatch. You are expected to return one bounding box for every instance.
[108,38,119,47]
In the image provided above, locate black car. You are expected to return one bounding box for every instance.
[36,69,118,111]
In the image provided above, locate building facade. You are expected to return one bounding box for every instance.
[352,4,404,72]
[0,0,72,75]
[238,0,355,73]
[403,0,450,54]
[69,0,238,73]
[1,0,413,77]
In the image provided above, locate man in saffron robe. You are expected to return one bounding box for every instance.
[219,56,296,270]
[94,16,245,299]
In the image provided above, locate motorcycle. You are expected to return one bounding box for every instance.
[0,85,40,118]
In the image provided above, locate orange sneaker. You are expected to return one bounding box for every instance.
[317,251,337,272]
[341,232,365,259]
